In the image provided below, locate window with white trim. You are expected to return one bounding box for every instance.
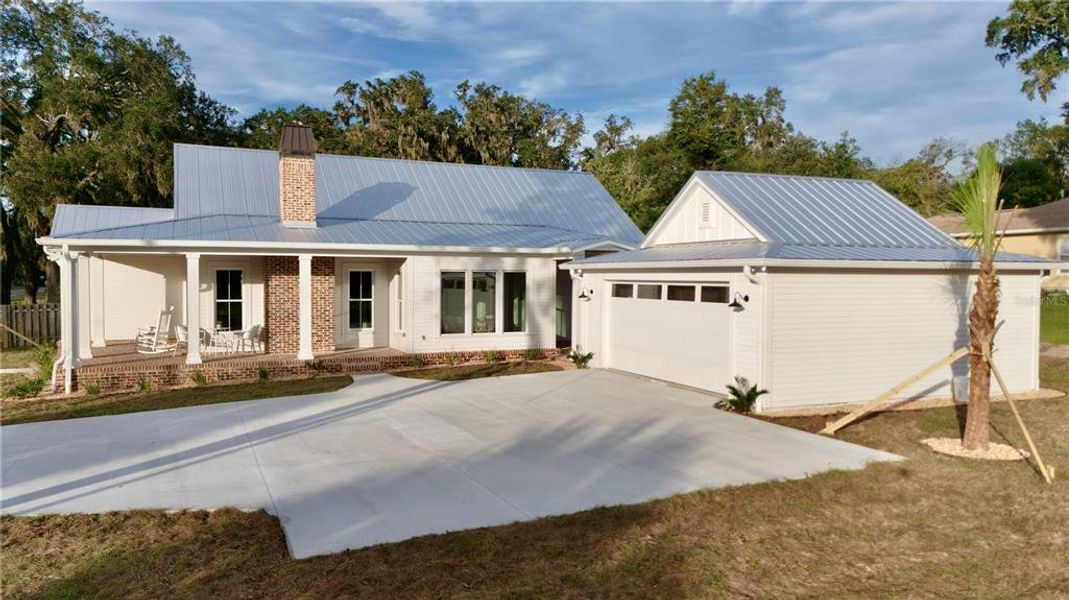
[348,271,374,330]
[215,269,243,331]
[472,271,497,333]
[503,272,526,332]
[440,272,465,334]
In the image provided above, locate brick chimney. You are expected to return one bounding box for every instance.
[279,123,317,228]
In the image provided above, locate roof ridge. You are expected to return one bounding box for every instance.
[697,170,876,185]
[316,151,593,176]
[317,215,598,237]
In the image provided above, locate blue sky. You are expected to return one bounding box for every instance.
[91,1,1063,167]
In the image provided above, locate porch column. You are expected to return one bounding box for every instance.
[58,249,79,393]
[77,253,92,360]
[89,255,105,346]
[297,254,314,360]
[186,253,202,365]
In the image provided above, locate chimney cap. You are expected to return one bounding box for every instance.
[280,123,317,157]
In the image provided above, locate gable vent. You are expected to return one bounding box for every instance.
[700,201,711,226]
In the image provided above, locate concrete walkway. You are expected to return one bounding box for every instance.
[1,370,900,558]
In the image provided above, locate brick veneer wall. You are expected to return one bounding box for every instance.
[62,348,563,392]
[311,257,334,353]
[279,155,316,224]
[265,256,336,354]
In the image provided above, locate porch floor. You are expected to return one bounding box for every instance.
[80,343,405,369]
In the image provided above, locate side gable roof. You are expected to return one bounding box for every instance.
[692,171,957,248]
[50,205,174,236]
[172,144,643,245]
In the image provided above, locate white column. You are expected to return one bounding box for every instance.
[89,255,105,346]
[186,253,202,365]
[77,253,92,360]
[298,254,314,360]
[57,250,76,393]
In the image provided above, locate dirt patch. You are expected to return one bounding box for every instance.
[921,437,1029,461]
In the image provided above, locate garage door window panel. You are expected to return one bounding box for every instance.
[636,284,662,300]
[612,284,634,298]
[701,286,729,303]
[667,285,696,302]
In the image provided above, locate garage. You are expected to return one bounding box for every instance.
[605,280,733,391]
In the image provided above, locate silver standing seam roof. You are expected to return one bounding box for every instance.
[51,205,173,237]
[572,171,1054,266]
[49,144,644,250]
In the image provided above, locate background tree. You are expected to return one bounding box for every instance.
[953,145,1004,451]
[987,0,1069,102]
[1,0,236,303]
[871,139,961,215]
[241,104,342,152]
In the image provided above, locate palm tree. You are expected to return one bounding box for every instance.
[953,144,1004,451]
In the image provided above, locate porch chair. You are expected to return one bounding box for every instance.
[135,307,177,354]
[233,324,264,353]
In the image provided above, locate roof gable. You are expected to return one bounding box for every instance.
[685,171,959,248]
[172,144,643,245]
[929,197,1069,235]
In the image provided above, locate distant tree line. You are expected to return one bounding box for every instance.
[2,0,1066,303]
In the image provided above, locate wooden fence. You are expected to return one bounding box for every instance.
[0,304,60,349]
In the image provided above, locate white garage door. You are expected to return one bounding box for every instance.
[606,282,732,392]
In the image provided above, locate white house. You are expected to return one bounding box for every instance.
[565,172,1054,412]
[38,126,1054,410]
[37,125,642,391]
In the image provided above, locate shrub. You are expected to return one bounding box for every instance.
[567,347,594,369]
[30,343,56,370]
[715,376,769,413]
[6,377,44,399]
[445,353,457,367]
[524,348,541,362]
[83,381,102,395]
[257,367,270,381]
[307,360,327,375]
[136,376,153,392]
[410,356,424,369]
[483,350,500,364]
[189,372,208,386]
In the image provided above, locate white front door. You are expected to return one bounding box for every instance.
[338,267,376,348]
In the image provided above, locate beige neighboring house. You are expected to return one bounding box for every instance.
[929,197,1069,290]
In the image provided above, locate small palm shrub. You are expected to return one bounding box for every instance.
[257,367,270,381]
[483,350,500,364]
[524,348,541,362]
[410,356,424,369]
[567,347,594,369]
[83,381,102,395]
[189,371,208,386]
[445,353,457,367]
[715,377,769,413]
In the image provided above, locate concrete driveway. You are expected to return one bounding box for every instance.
[1,370,899,558]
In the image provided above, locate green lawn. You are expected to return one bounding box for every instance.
[394,360,564,381]
[1041,296,1069,344]
[2,359,1066,598]
[0,376,352,425]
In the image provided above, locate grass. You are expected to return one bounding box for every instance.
[393,360,563,381]
[1041,296,1069,344]
[0,347,40,369]
[0,376,352,426]
[2,359,1067,598]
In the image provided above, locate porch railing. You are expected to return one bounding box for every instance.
[0,304,60,349]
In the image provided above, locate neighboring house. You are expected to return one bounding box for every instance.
[565,172,1054,411]
[37,125,642,390]
[928,198,1069,290]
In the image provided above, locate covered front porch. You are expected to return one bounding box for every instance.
[50,248,408,393]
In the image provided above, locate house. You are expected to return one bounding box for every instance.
[928,198,1069,290]
[37,125,642,392]
[565,172,1055,412]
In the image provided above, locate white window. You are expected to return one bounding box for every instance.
[396,269,403,330]
[215,269,243,331]
[1059,235,1069,261]
[440,272,465,334]
[348,270,373,330]
[472,271,497,333]
[503,272,526,332]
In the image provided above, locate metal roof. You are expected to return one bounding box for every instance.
[50,205,174,236]
[51,214,608,250]
[693,172,958,248]
[280,124,316,156]
[170,144,643,245]
[570,239,1054,266]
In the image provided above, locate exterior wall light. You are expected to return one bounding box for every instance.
[727,292,750,309]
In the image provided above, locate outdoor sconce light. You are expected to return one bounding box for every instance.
[727,292,749,309]
[578,288,593,301]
